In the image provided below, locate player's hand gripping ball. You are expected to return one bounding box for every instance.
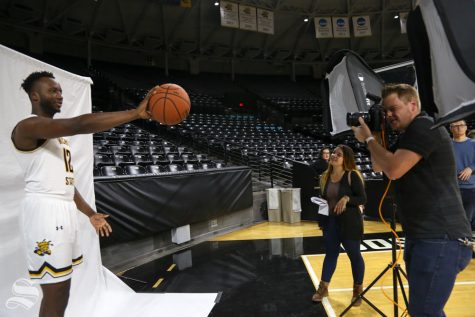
[148,83,191,125]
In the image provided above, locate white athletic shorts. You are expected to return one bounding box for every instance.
[21,194,83,284]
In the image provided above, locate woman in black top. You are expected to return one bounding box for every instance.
[312,145,367,306]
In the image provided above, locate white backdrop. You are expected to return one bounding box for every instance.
[0,45,217,317]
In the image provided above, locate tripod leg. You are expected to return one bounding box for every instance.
[340,264,392,316]
[395,266,409,307]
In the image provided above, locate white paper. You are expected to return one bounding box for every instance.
[311,197,329,216]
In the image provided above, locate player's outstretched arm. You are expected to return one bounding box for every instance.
[73,187,112,237]
[13,86,158,148]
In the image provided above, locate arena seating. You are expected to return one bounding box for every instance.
[93,123,225,177]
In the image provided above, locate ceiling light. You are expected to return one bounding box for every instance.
[214,1,219,6]
[304,18,309,22]
[394,15,399,19]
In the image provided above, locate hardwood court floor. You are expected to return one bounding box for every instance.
[120,220,474,317]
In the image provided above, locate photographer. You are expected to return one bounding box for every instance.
[351,83,472,316]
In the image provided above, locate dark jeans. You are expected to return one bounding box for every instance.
[321,216,365,284]
[404,237,472,317]
[460,187,475,230]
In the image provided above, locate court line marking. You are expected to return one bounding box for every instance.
[301,255,337,317]
[152,278,164,288]
[167,264,176,272]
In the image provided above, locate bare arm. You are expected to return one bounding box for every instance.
[13,87,157,149]
[74,187,112,237]
[352,117,422,180]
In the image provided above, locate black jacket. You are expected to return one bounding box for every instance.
[321,171,367,240]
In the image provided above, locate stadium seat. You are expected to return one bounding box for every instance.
[113,154,135,166]
[134,154,153,166]
[146,165,162,174]
[94,154,114,167]
[100,166,124,176]
[124,165,147,175]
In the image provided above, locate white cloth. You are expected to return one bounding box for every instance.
[311,197,329,216]
[266,188,280,210]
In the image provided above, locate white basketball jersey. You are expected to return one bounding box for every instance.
[13,135,76,200]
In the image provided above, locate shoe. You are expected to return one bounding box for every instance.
[312,281,329,302]
[351,284,363,307]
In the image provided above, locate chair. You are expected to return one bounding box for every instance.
[181,154,198,164]
[195,153,210,163]
[166,164,183,172]
[124,165,147,175]
[151,154,169,165]
[93,167,101,177]
[110,145,132,155]
[100,166,124,177]
[130,145,150,155]
[93,145,112,155]
[113,154,135,166]
[94,154,114,167]
[134,154,153,166]
[201,162,215,169]
[184,163,197,171]
[167,154,184,164]
[146,165,162,175]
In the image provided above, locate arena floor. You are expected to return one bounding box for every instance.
[117,221,475,317]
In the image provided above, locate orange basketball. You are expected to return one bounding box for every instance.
[148,83,191,125]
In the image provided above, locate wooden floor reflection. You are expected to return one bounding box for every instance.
[213,220,474,317]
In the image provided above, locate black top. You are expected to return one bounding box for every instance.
[392,112,472,239]
[321,171,367,240]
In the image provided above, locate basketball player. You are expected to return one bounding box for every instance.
[11,71,155,317]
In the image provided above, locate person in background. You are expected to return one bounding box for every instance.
[450,120,475,233]
[352,83,472,316]
[311,147,330,176]
[312,145,366,307]
[11,71,156,317]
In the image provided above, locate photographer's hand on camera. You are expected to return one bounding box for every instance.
[351,117,373,143]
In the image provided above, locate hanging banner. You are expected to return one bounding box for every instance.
[314,17,333,38]
[220,1,239,29]
[332,17,350,38]
[239,4,257,31]
[352,15,372,37]
[257,8,274,34]
[400,12,409,34]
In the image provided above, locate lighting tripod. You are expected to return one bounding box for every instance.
[340,199,409,317]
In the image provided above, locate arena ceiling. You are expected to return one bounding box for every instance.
[0,0,414,77]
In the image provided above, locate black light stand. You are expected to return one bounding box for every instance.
[340,197,409,317]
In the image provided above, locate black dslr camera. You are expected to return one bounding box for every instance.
[346,93,384,131]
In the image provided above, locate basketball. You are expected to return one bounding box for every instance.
[148,83,191,125]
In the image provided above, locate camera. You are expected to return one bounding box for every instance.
[346,93,384,131]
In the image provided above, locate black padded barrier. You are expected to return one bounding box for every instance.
[95,167,253,245]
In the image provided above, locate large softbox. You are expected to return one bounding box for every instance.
[322,50,384,135]
[407,0,475,126]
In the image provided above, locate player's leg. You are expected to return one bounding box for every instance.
[39,279,71,317]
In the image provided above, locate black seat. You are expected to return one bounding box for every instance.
[93,167,101,177]
[100,166,124,176]
[113,154,135,166]
[151,154,169,165]
[124,165,147,175]
[94,154,114,167]
[195,153,210,163]
[110,145,132,155]
[146,165,162,174]
[130,145,150,155]
[166,164,183,172]
[134,154,153,166]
